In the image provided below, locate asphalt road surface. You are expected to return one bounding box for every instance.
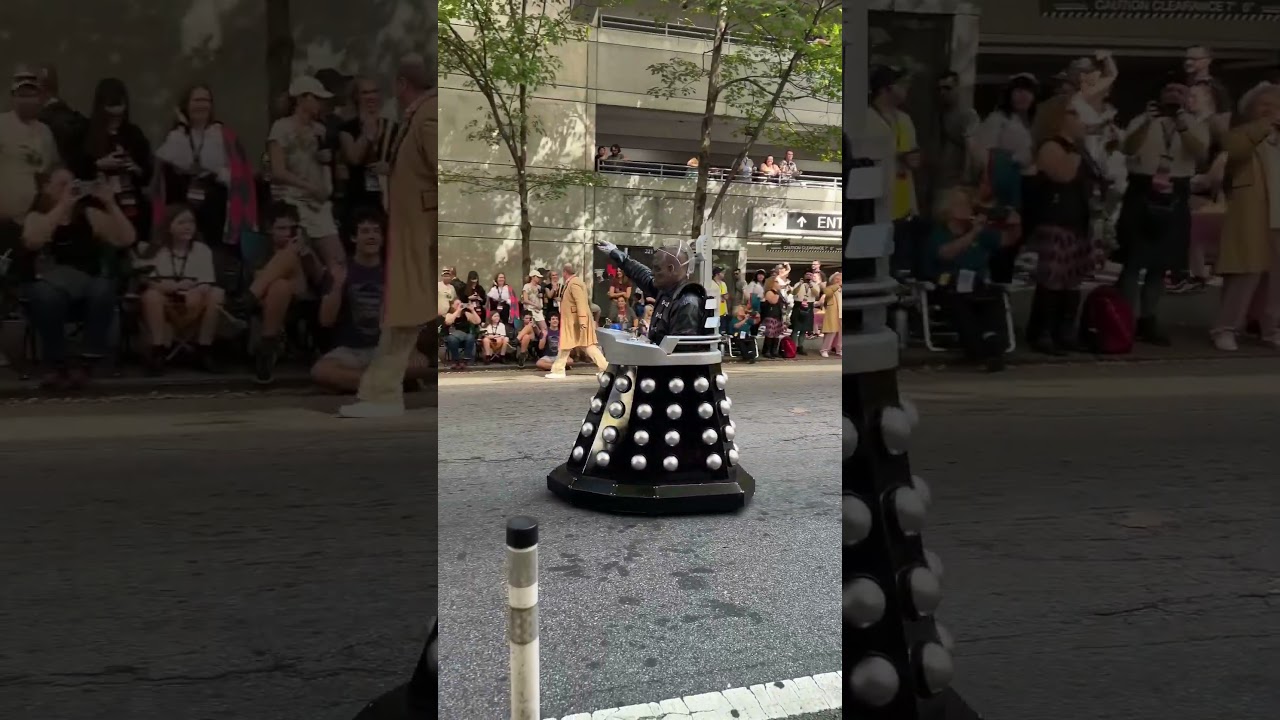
[437,364,843,719]
[899,358,1280,720]
[0,393,437,720]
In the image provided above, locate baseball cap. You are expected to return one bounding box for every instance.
[528,269,543,278]
[288,76,334,99]
[11,65,39,93]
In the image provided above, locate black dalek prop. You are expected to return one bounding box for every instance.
[351,616,436,719]
[548,236,755,514]
[844,7,982,710]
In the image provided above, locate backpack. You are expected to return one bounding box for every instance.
[778,336,797,358]
[1078,285,1134,355]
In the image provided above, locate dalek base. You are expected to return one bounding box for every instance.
[547,463,755,515]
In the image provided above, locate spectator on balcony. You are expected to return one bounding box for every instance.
[686,157,699,178]
[607,144,626,161]
[21,168,136,389]
[76,78,153,241]
[442,298,480,370]
[487,272,519,325]
[480,310,510,362]
[338,76,397,236]
[522,269,546,332]
[595,146,608,170]
[135,204,223,375]
[736,155,755,182]
[0,66,58,225]
[268,76,344,287]
[780,150,802,182]
[759,155,782,182]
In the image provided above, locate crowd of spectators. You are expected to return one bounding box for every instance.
[436,258,841,371]
[0,58,432,392]
[869,45,1280,370]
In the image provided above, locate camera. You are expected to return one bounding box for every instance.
[1160,102,1182,117]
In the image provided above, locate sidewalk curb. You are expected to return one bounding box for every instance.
[901,348,1277,371]
[0,372,317,401]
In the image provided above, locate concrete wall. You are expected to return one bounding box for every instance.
[439,20,841,283]
[0,0,429,165]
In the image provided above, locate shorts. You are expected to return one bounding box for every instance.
[321,345,376,370]
[293,199,339,241]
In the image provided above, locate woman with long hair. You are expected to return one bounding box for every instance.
[153,84,259,254]
[759,273,786,357]
[1024,95,1102,354]
[135,204,224,374]
[487,272,520,326]
[975,73,1039,283]
[77,78,152,240]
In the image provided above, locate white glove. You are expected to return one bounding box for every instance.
[597,241,619,256]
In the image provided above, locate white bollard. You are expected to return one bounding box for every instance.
[507,516,540,720]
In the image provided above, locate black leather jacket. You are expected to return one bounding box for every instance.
[609,250,707,345]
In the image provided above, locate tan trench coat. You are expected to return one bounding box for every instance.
[1220,118,1278,275]
[558,274,598,350]
[383,89,437,328]
[821,284,841,333]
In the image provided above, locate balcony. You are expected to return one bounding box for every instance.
[597,159,842,191]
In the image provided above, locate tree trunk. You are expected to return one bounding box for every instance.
[517,76,533,277]
[265,0,295,125]
[691,5,729,240]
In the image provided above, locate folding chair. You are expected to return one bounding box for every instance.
[917,284,1016,354]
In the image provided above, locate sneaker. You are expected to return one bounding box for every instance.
[820,350,829,358]
[338,400,405,418]
[254,337,279,385]
[1211,330,1238,352]
[517,353,526,368]
[544,371,567,379]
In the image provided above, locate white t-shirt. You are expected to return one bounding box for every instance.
[139,242,217,285]
[482,322,508,338]
[0,111,58,221]
[267,116,329,203]
[155,125,230,184]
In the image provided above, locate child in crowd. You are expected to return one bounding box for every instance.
[480,311,509,362]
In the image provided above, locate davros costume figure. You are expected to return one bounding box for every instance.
[599,240,705,342]
[546,237,755,514]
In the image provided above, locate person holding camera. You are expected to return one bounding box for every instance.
[21,168,136,389]
[928,187,1020,372]
[442,298,481,370]
[1116,79,1209,344]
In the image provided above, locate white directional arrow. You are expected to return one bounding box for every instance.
[796,216,807,227]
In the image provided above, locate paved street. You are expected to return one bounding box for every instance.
[898,358,1280,720]
[437,364,842,719]
[0,393,437,720]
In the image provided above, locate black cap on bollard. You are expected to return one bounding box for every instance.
[506,516,538,549]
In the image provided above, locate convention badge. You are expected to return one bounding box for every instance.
[364,170,382,193]
[186,180,206,205]
[957,268,976,294]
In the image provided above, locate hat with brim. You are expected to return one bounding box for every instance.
[529,270,543,278]
[1007,73,1039,92]
[10,65,39,94]
[288,75,334,99]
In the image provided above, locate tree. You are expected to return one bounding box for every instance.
[265,0,295,124]
[646,0,841,239]
[438,1,608,276]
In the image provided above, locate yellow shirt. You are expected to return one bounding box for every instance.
[865,106,918,220]
[716,280,728,316]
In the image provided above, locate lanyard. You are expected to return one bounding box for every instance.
[169,248,191,280]
[188,128,207,168]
